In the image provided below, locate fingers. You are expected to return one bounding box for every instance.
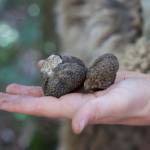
[0,92,90,120]
[37,60,45,69]
[6,84,43,97]
[72,99,100,134]
[60,93,95,118]
[72,94,119,134]
[0,92,65,118]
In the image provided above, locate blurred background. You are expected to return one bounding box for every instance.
[0,0,59,149]
[0,0,150,149]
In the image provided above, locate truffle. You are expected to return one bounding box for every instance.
[41,53,119,97]
[84,53,119,91]
[41,55,87,97]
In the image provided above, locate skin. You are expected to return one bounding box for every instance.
[0,61,150,134]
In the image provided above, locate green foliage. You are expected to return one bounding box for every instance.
[0,48,17,65]
[0,22,19,48]
[0,0,57,87]
[14,114,31,121]
[29,124,58,150]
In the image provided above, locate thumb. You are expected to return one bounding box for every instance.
[37,60,45,69]
[72,100,99,134]
[72,95,114,134]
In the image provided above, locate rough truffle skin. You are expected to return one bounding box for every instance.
[84,53,119,91]
[61,55,86,67]
[41,55,87,98]
[41,53,119,97]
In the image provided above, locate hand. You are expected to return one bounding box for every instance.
[0,60,95,119]
[1,69,150,134]
[72,73,150,133]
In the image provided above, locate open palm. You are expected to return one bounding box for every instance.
[0,71,150,134]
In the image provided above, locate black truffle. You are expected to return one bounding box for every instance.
[41,55,87,97]
[84,53,119,91]
[41,53,119,97]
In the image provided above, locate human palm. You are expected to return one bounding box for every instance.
[0,71,150,134]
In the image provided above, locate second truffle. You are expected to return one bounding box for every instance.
[84,53,119,91]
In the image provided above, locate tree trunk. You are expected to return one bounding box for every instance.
[56,0,150,150]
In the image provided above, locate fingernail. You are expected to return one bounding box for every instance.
[79,119,86,133]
